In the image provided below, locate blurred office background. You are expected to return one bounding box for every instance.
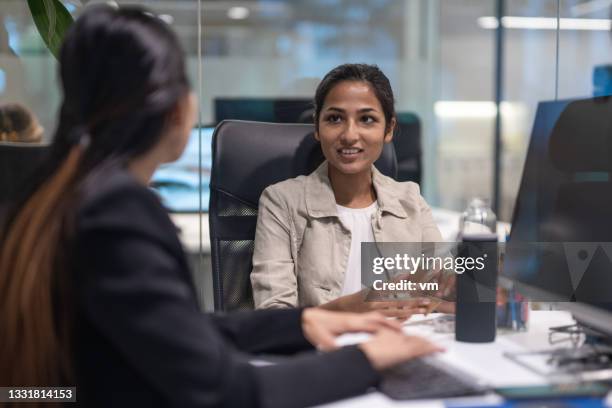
[2,0,611,306]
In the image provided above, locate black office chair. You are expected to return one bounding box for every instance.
[209,120,398,311]
[0,142,50,215]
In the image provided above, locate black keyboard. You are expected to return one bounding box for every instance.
[380,357,489,400]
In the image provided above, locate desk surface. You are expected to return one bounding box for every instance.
[321,311,593,408]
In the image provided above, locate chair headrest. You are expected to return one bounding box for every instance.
[549,97,612,172]
[210,120,397,207]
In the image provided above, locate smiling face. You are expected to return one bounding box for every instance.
[315,80,395,177]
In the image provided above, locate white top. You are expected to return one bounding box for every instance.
[336,201,378,296]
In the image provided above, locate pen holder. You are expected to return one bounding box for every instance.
[496,285,529,332]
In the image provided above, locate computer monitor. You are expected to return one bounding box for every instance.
[214,98,313,124]
[504,97,612,339]
[150,127,213,212]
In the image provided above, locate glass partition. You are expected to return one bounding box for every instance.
[500,0,559,221]
[436,0,496,214]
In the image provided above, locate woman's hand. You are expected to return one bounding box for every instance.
[434,270,456,301]
[434,301,456,314]
[321,290,434,320]
[301,308,401,350]
[359,330,444,370]
[430,270,456,313]
[301,308,444,371]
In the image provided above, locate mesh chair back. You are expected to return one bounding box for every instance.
[209,120,397,311]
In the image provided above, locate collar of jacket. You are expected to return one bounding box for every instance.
[304,161,411,219]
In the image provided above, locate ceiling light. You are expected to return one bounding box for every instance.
[434,101,523,119]
[435,102,497,119]
[227,6,250,20]
[478,16,612,31]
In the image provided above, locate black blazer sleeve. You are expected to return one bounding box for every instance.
[76,179,379,408]
[209,308,311,354]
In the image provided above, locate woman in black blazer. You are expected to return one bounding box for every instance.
[0,5,440,407]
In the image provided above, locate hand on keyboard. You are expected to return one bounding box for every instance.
[358,330,444,370]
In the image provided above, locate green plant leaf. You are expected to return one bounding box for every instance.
[27,0,74,59]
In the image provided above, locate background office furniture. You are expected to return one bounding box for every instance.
[394,112,422,184]
[593,65,612,97]
[214,98,313,124]
[209,120,398,311]
[150,127,215,212]
[0,142,49,215]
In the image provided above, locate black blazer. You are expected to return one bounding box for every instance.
[73,166,379,407]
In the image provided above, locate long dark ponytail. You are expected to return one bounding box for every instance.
[0,4,190,391]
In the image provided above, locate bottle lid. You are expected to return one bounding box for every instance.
[460,197,497,237]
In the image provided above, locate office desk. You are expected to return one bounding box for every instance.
[321,311,591,408]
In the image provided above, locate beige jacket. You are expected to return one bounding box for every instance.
[251,161,443,309]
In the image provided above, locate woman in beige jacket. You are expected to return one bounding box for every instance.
[251,64,449,318]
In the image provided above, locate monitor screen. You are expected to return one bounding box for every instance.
[214,98,313,124]
[150,127,213,212]
[504,97,612,336]
[505,99,571,243]
[504,99,573,298]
